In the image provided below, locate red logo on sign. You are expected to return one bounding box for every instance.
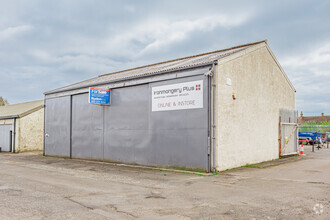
[196,84,201,90]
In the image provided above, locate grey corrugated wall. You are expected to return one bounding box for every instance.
[45,71,209,169]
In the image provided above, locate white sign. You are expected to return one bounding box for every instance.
[152,80,203,112]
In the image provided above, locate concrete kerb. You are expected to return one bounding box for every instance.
[80,160,218,176]
[5,152,308,176]
[42,154,215,176]
[220,154,305,172]
[41,153,309,177]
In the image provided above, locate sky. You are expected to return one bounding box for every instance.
[0,0,329,115]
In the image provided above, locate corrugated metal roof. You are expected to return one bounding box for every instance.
[45,40,266,95]
[0,100,44,119]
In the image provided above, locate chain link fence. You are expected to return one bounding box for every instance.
[299,125,330,134]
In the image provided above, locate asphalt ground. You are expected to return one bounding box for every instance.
[0,144,329,219]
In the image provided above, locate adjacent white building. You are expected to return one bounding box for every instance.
[0,100,44,152]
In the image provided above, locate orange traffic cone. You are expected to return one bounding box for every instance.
[300,144,305,156]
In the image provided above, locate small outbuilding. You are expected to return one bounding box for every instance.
[44,40,296,172]
[0,100,44,152]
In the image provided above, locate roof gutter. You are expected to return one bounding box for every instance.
[0,115,19,120]
[19,105,44,118]
[44,61,217,96]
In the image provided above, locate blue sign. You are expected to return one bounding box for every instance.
[89,87,111,105]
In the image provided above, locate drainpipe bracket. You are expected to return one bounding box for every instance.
[204,70,213,76]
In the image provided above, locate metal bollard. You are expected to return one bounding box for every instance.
[312,141,315,152]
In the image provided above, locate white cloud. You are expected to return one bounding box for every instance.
[0,25,33,40]
[282,43,330,72]
[281,43,330,114]
[123,5,135,13]
[29,49,52,62]
[28,49,122,74]
[0,0,329,114]
[105,14,251,57]
[57,54,120,74]
[51,13,251,67]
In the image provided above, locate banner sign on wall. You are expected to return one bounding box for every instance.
[152,80,203,112]
[89,87,111,105]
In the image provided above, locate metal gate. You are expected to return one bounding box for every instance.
[279,109,298,156]
[0,125,12,152]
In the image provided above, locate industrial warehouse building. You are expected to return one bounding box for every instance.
[44,40,296,172]
[0,100,44,152]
